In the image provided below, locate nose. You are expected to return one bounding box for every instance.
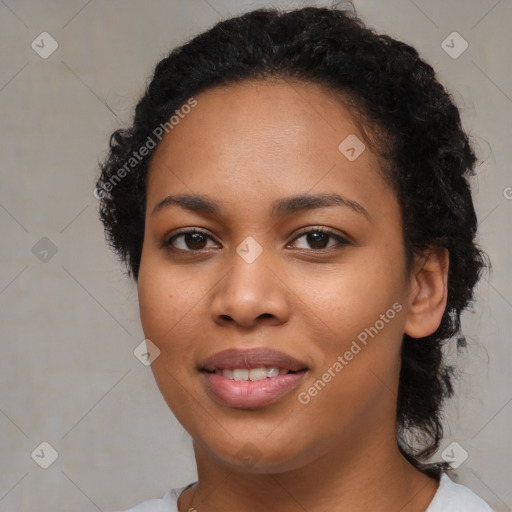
[209,249,291,329]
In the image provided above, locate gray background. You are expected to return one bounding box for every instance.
[0,0,510,510]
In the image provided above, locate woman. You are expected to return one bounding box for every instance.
[97,5,493,511]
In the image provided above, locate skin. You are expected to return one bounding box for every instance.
[137,79,450,512]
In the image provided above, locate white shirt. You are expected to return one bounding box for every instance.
[118,472,493,511]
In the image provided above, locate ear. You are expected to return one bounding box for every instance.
[404,247,449,339]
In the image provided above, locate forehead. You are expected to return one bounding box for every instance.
[153,79,369,159]
[146,79,394,219]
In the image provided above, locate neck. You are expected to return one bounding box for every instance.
[178,430,440,512]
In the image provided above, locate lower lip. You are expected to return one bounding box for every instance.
[201,371,307,409]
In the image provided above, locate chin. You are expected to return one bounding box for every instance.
[204,436,316,475]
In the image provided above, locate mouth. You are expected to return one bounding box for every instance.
[199,347,309,374]
[198,348,309,409]
[201,366,306,381]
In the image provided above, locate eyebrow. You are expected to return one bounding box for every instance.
[151,192,370,221]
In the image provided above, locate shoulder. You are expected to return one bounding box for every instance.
[426,472,494,512]
[114,485,186,512]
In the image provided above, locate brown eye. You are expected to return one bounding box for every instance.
[163,227,350,253]
[164,230,218,252]
[290,228,350,251]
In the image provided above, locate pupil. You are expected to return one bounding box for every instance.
[187,233,206,249]
[308,232,327,249]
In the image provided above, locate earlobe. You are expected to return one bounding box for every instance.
[403,247,450,339]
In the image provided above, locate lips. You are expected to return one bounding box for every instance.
[198,347,309,409]
[199,347,309,373]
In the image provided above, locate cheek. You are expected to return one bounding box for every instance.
[137,253,196,346]
[291,253,405,342]
[137,263,169,341]
[290,254,406,402]
[136,252,221,380]
[136,257,202,415]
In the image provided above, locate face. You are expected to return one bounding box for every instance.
[137,80,416,473]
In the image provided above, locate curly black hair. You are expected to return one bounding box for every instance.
[96,5,490,475]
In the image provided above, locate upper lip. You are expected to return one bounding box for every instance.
[199,348,309,372]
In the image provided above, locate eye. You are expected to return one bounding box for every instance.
[163,226,351,253]
[289,227,351,251]
[163,229,219,252]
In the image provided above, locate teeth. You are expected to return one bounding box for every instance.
[267,367,280,378]
[233,369,249,381]
[248,368,267,381]
[214,366,289,381]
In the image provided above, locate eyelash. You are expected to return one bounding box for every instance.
[162,227,351,253]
